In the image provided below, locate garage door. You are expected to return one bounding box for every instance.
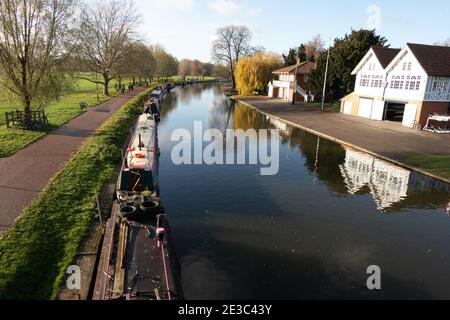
[402,104,418,128]
[343,101,353,114]
[358,98,374,119]
[370,101,385,121]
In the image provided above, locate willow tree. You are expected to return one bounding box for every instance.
[0,0,76,122]
[76,0,139,96]
[235,52,281,96]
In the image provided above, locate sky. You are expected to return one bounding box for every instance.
[136,0,450,62]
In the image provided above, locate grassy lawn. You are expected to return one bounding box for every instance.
[0,87,154,300]
[0,74,131,158]
[404,154,450,181]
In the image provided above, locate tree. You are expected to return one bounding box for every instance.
[76,0,139,95]
[282,44,308,66]
[178,59,191,78]
[235,52,281,95]
[202,63,214,78]
[152,45,178,80]
[213,63,230,79]
[189,59,203,79]
[305,35,325,62]
[115,41,155,86]
[0,0,76,123]
[309,29,388,102]
[211,25,252,89]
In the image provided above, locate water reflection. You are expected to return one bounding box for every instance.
[158,84,450,299]
[340,148,450,212]
[231,101,450,214]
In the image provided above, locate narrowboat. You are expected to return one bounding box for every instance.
[93,111,182,301]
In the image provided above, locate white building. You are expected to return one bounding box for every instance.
[341,43,450,128]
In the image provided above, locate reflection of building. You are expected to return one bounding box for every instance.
[340,148,450,211]
[269,117,293,137]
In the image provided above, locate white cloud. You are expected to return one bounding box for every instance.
[207,0,240,15]
[149,0,196,10]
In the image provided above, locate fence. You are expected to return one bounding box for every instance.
[5,110,48,130]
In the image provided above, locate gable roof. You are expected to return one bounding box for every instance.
[406,43,450,77]
[273,61,316,75]
[372,47,401,68]
[351,47,401,75]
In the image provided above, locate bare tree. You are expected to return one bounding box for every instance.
[0,0,76,122]
[178,59,191,79]
[305,34,325,62]
[76,0,139,95]
[151,45,178,80]
[211,25,252,89]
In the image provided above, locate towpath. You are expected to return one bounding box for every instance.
[0,88,146,234]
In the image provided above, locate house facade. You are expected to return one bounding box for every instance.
[340,43,450,128]
[268,61,315,102]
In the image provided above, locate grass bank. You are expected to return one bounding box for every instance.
[404,154,450,181]
[0,87,154,300]
[0,75,135,158]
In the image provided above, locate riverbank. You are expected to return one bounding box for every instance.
[0,87,154,299]
[233,96,450,183]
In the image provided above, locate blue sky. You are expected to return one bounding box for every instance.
[136,0,450,62]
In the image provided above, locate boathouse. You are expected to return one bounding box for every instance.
[268,61,316,102]
[341,43,450,128]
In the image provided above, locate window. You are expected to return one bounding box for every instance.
[304,75,309,83]
[359,75,370,87]
[390,76,403,89]
[432,78,448,92]
[402,62,412,71]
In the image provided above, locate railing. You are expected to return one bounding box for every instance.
[424,92,450,101]
[5,110,48,130]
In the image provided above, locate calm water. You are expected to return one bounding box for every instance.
[158,83,450,300]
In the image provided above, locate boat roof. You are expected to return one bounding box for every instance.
[126,115,157,170]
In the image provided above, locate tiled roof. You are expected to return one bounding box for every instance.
[372,47,401,68]
[273,61,316,75]
[407,43,450,76]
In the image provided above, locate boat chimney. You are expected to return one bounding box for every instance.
[139,134,142,151]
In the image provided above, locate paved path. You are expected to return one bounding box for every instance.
[236,96,450,181]
[0,88,146,233]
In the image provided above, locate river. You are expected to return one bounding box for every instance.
[157,83,450,299]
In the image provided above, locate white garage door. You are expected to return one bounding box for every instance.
[358,98,374,119]
[370,101,385,121]
[402,104,418,128]
[343,101,353,114]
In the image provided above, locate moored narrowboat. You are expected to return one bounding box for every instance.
[93,111,182,301]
